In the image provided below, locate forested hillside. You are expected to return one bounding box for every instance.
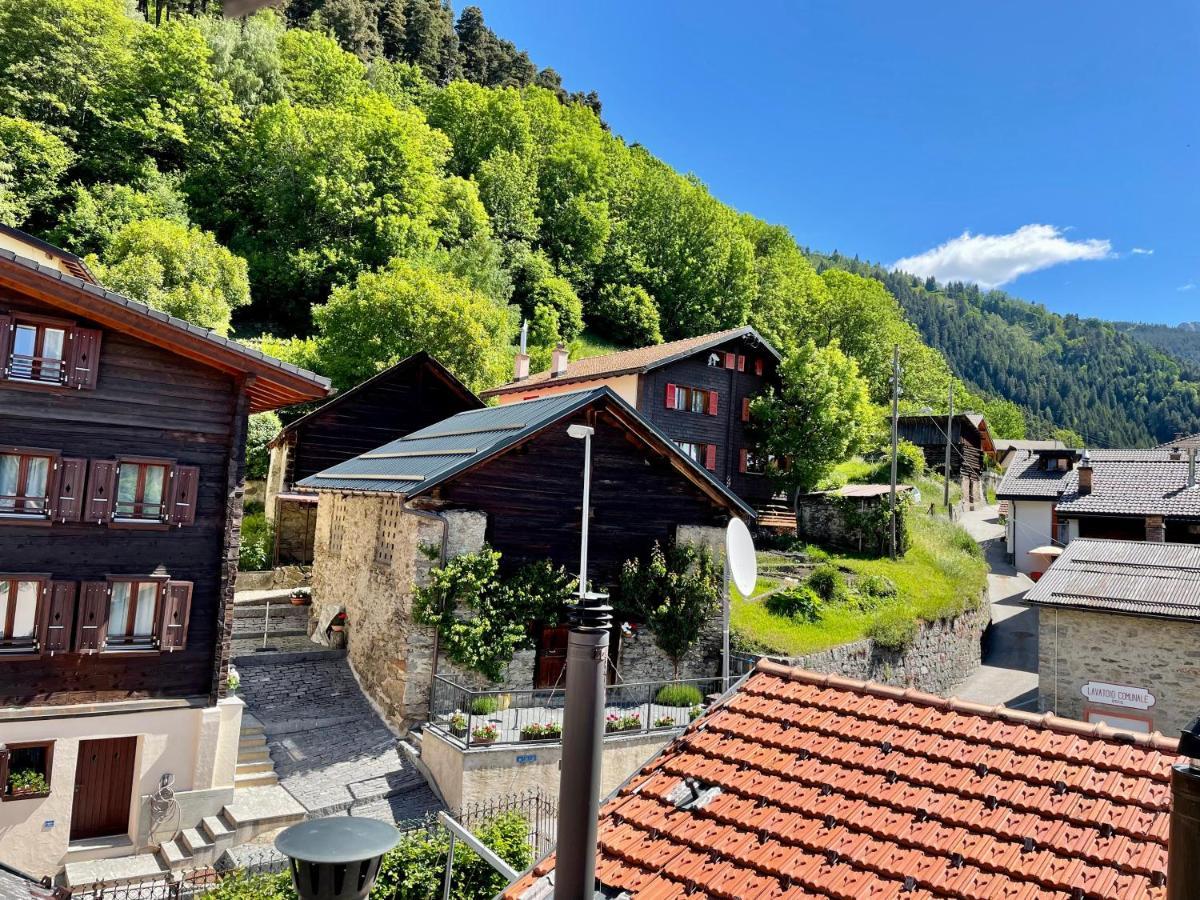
[1115,321,1200,368]
[810,252,1200,447]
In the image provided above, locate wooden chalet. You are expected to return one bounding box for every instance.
[0,228,329,877]
[265,352,481,565]
[896,412,994,505]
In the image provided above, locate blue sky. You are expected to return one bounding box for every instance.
[472,1,1200,324]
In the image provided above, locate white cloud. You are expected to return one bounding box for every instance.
[1178,282,1196,292]
[1131,247,1154,255]
[892,224,1113,289]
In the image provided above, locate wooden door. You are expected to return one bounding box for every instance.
[71,737,137,841]
[534,625,569,688]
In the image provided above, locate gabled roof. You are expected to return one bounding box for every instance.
[480,326,780,398]
[1158,432,1200,449]
[895,412,995,455]
[1026,538,1200,620]
[504,660,1179,900]
[268,352,481,447]
[0,248,330,412]
[993,438,1066,456]
[298,386,755,518]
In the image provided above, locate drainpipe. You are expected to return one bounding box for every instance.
[404,501,450,699]
[1168,716,1200,899]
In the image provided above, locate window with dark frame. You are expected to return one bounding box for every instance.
[677,441,717,470]
[0,576,44,655]
[8,319,67,384]
[0,449,54,516]
[672,386,714,414]
[105,579,163,649]
[114,459,170,521]
[1,741,53,800]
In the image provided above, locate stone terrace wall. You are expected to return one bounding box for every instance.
[780,596,990,696]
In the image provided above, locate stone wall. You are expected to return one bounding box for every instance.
[795,492,897,556]
[777,595,990,696]
[275,498,317,566]
[1038,607,1200,735]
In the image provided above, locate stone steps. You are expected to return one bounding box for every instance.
[64,852,167,888]
[235,771,280,788]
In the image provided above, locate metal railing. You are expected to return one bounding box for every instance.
[428,674,724,748]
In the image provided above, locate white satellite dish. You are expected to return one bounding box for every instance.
[726,518,757,598]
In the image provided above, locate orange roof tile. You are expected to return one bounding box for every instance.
[501,661,1183,900]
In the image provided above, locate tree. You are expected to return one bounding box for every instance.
[53,165,189,256]
[195,12,287,113]
[618,541,721,680]
[589,283,661,346]
[751,340,871,494]
[311,257,515,390]
[476,148,540,243]
[278,28,367,107]
[0,115,73,227]
[397,0,458,84]
[525,273,582,344]
[424,81,532,176]
[246,411,282,480]
[89,219,251,335]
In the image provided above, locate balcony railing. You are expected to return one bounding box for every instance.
[428,674,726,749]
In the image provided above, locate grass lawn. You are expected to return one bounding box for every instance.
[824,457,963,515]
[732,513,987,656]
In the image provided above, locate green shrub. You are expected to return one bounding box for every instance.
[806,564,848,603]
[655,683,703,707]
[468,696,499,716]
[246,412,282,481]
[895,440,926,480]
[204,871,295,900]
[239,512,273,571]
[857,574,897,600]
[765,586,822,622]
[867,608,920,651]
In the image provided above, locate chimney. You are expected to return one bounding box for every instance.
[513,352,530,381]
[551,343,569,378]
[1190,449,1197,489]
[1077,450,1092,496]
[1171,448,1183,462]
[1167,716,1200,900]
[1146,515,1166,543]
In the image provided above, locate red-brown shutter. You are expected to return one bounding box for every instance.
[0,314,12,376]
[66,327,102,389]
[741,397,750,422]
[739,449,748,473]
[167,465,200,526]
[43,581,77,655]
[664,383,676,409]
[160,582,193,651]
[723,352,735,370]
[704,444,717,471]
[75,582,109,653]
[85,460,118,523]
[754,357,764,376]
[707,390,718,416]
[52,457,87,522]
[737,355,746,372]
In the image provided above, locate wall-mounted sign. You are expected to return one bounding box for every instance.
[1081,681,1156,710]
[515,754,537,765]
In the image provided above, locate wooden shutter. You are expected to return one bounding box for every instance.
[76,582,109,653]
[737,355,746,372]
[167,466,200,526]
[741,397,750,423]
[85,460,118,523]
[704,445,717,471]
[664,383,676,409]
[754,357,764,376]
[160,582,193,652]
[707,390,718,416]
[67,327,102,389]
[53,457,87,522]
[723,352,735,370]
[43,581,77,655]
[0,314,11,377]
[739,449,748,474]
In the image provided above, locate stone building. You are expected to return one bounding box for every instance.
[1026,537,1200,735]
[299,386,753,730]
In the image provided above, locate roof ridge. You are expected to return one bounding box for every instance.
[754,659,1179,752]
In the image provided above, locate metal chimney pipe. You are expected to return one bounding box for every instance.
[1189,448,1196,489]
[557,424,610,899]
[1167,716,1200,900]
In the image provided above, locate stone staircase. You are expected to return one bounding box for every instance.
[235,715,279,789]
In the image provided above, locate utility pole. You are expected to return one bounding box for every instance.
[944,382,954,510]
[889,345,900,560]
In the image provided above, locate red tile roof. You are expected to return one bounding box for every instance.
[503,660,1181,900]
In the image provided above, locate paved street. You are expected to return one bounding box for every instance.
[951,505,1040,710]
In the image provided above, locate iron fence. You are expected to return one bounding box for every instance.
[66,790,557,900]
[428,674,725,748]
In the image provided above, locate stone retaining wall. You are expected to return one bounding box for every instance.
[778,594,990,696]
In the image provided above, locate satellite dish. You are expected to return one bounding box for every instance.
[726,518,757,597]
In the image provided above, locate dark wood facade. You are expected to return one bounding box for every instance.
[896,414,991,481]
[0,255,327,707]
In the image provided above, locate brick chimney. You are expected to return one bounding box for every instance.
[551,343,569,378]
[513,352,530,381]
[1077,450,1092,496]
[1146,515,1166,543]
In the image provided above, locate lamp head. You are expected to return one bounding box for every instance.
[567,424,594,440]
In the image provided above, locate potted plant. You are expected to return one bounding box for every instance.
[519,722,562,742]
[653,715,676,729]
[688,704,704,722]
[448,711,468,738]
[329,611,347,633]
[605,712,641,734]
[471,724,499,745]
[290,587,311,606]
[7,769,49,799]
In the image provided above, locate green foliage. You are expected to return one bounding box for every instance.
[239,512,274,571]
[203,871,295,900]
[525,273,582,344]
[857,573,898,600]
[53,166,190,256]
[617,541,721,679]
[589,283,662,346]
[195,12,287,112]
[413,546,574,682]
[895,440,925,480]
[764,585,822,622]
[0,115,72,227]
[468,695,498,715]
[279,28,367,107]
[866,607,920,651]
[7,769,49,793]
[654,682,703,708]
[246,412,282,481]
[88,219,250,335]
[805,564,848,603]
[751,340,871,493]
